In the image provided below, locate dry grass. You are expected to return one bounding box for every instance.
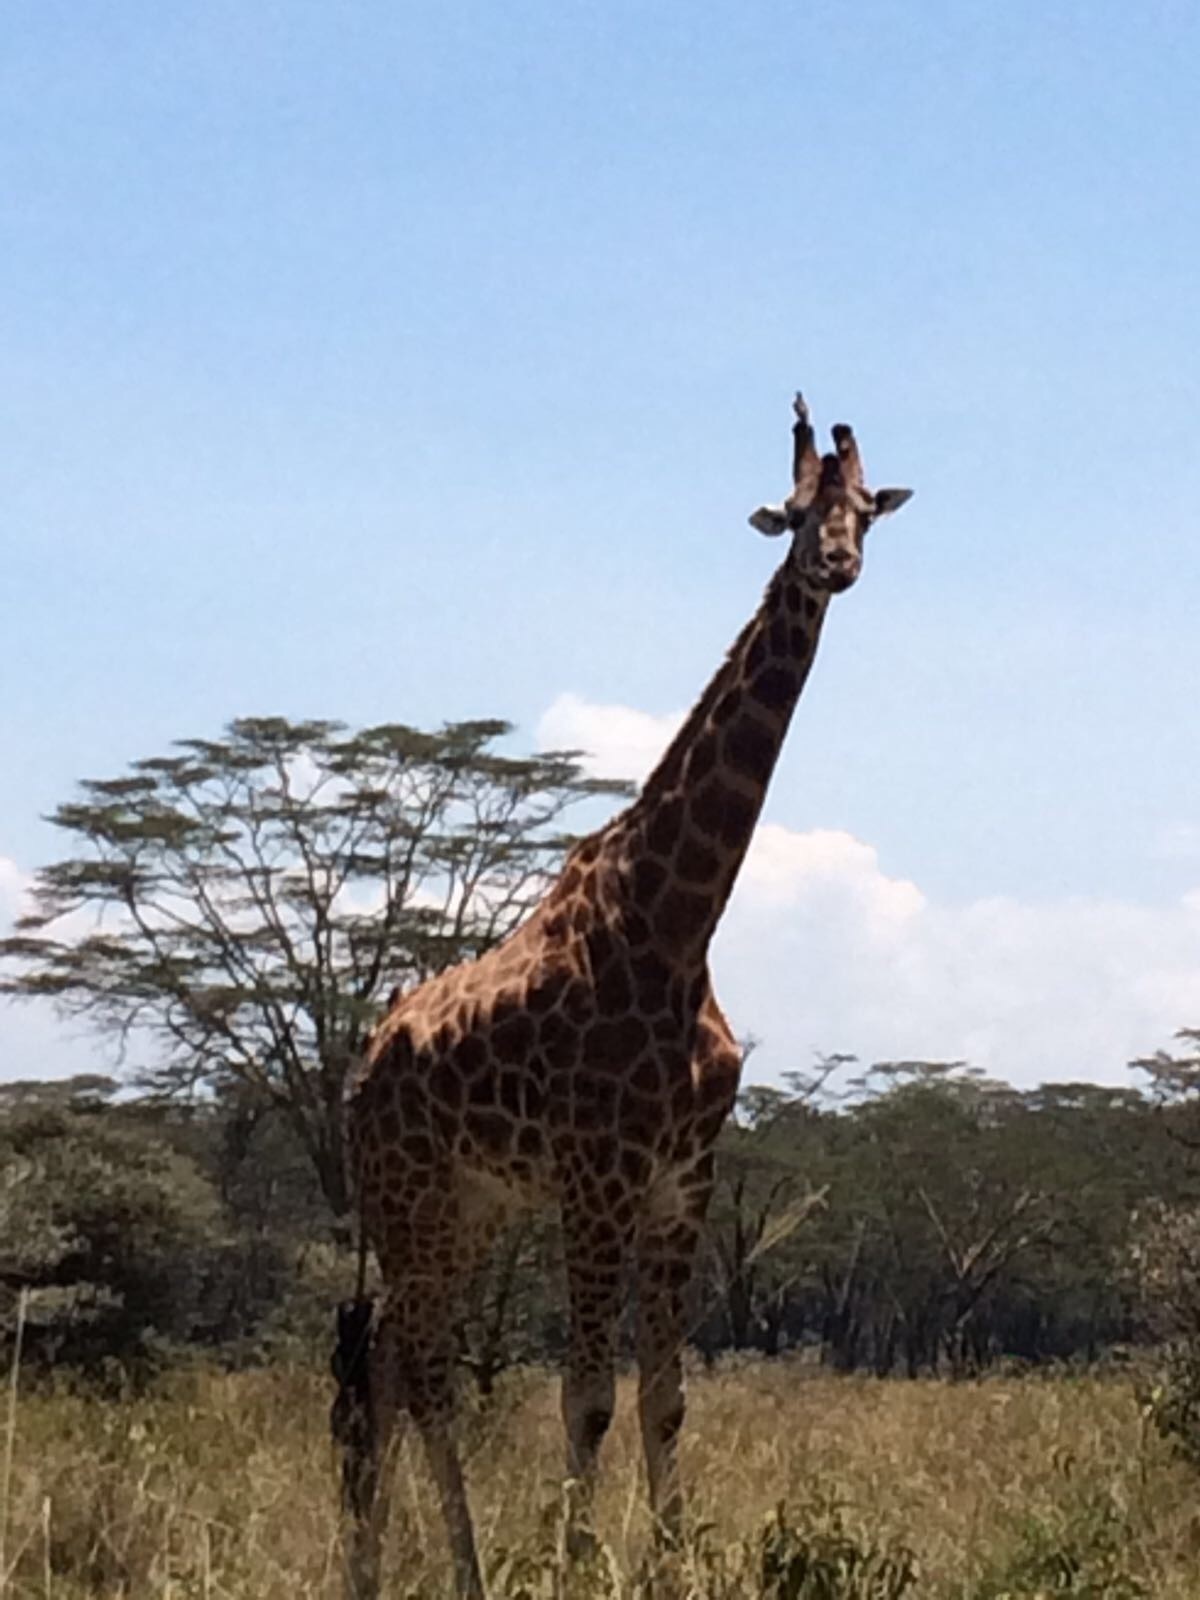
[3,1357,1200,1597]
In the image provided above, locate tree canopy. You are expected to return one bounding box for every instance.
[3,1060,1196,1385]
[0,715,630,1214]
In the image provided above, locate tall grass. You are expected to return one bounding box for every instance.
[1,1293,29,1596]
[2,1357,1199,1597]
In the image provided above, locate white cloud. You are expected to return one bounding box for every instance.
[536,692,682,783]
[0,856,29,921]
[719,864,1200,1089]
[535,697,1200,1089]
[741,824,926,934]
[0,855,107,1083]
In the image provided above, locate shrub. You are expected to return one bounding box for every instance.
[1128,1202,1200,1464]
[754,1500,918,1599]
[0,1101,222,1376]
[970,1474,1147,1598]
[487,1492,918,1600]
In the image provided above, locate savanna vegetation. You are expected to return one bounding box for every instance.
[4,715,1200,1595]
[7,1361,1200,1598]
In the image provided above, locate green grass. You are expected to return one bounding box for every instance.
[3,1359,1200,1597]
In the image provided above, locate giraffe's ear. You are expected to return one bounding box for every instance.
[872,487,913,518]
[748,504,788,537]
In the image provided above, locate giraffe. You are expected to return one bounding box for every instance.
[342,393,912,1598]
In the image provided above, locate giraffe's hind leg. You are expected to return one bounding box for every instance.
[341,1300,407,1600]
[363,1187,511,1600]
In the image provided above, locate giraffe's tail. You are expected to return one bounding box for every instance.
[330,1295,377,1519]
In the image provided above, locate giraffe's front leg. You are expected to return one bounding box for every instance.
[635,1200,707,1553]
[560,1200,629,1554]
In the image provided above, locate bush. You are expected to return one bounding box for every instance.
[754,1500,918,1599]
[1128,1202,1200,1464]
[0,1100,223,1376]
[970,1481,1147,1598]
[486,1493,918,1600]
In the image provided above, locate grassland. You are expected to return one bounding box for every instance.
[3,1359,1199,1597]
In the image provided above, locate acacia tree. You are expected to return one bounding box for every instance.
[1,716,629,1217]
[707,1066,835,1352]
[1132,1029,1200,1093]
[805,1063,1061,1375]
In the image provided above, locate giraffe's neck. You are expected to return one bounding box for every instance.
[604,558,831,962]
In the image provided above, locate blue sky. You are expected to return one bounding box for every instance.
[3,1,1199,1087]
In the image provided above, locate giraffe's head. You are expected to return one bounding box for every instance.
[748,394,912,593]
